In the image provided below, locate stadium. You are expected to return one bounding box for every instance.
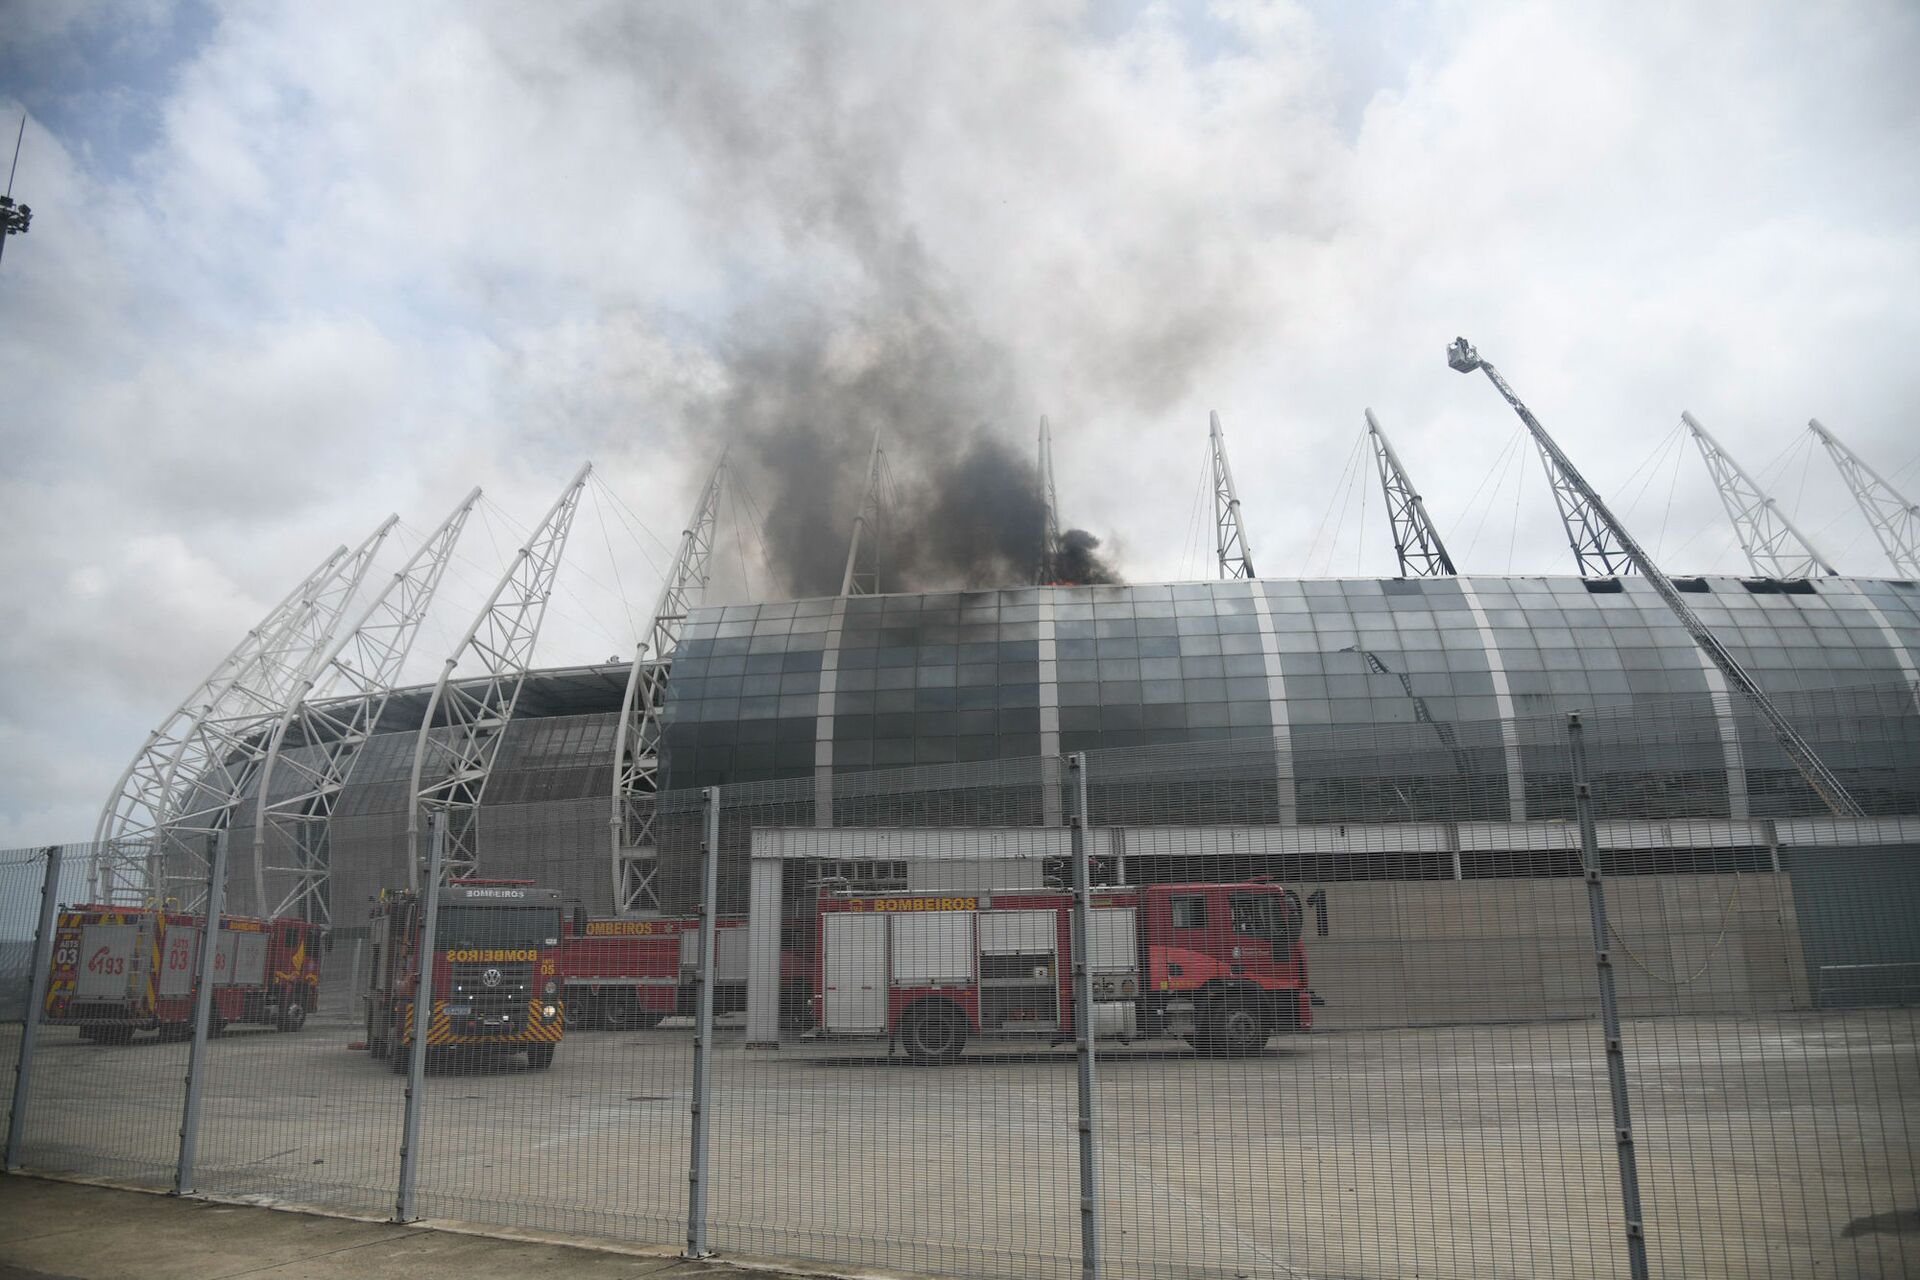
[90,354,1920,1015]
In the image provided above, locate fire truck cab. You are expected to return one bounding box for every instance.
[364,880,568,1070]
[814,880,1309,1065]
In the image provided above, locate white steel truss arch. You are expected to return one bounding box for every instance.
[91,542,350,904]
[408,464,591,886]
[840,429,887,596]
[253,487,481,922]
[1366,408,1457,577]
[1037,416,1061,584]
[1682,412,1835,579]
[154,515,398,907]
[1810,418,1920,576]
[611,452,728,913]
[1209,411,1257,580]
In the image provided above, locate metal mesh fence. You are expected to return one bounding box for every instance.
[3,685,1916,1279]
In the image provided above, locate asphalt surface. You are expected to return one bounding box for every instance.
[3,1008,1916,1280]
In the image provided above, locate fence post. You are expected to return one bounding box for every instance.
[395,810,446,1223]
[5,844,64,1171]
[1568,713,1651,1280]
[686,786,720,1258]
[175,830,230,1196]
[1067,753,1100,1280]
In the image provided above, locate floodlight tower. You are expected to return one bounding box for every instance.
[1809,419,1920,577]
[1037,416,1061,584]
[1448,337,1863,818]
[1682,412,1836,578]
[1366,409,1457,577]
[1209,411,1256,580]
[610,450,728,914]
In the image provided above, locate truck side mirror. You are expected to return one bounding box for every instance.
[573,904,588,935]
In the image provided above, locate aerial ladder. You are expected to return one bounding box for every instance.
[1809,419,1920,577]
[1366,409,1457,577]
[1449,338,1863,818]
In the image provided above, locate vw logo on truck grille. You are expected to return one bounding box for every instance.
[481,967,503,989]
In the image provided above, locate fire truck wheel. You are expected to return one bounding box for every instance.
[1212,997,1269,1057]
[525,1044,555,1069]
[278,1001,307,1033]
[901,1001,966,1066]
[388,1041,410,1073]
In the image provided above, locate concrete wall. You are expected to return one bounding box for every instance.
[1292,872,1809,1030]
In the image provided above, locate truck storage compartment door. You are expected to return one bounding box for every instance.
[226,930,268,986]
[822,913,886,1033]
[889,911,973,986]
[975,909,1059,1031]
[76,923,143,1002]
[714,922,750,985]
[156,927,197,998]
[1090,907,1141,997]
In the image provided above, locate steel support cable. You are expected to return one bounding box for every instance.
[587,477,639,640]
[733,473,777,577]
[588,477,670,580]
[1461,431,1525,564]
[594,475,679,562]
[1307,429,1366,575]
[726,478,754,601]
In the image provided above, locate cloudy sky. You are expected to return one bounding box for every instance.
[2,0,1918,846]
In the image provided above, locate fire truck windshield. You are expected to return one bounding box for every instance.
[436,906,562,950]
[1229,892,1302,951]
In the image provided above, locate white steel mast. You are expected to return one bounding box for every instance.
[1450,337,1862,818]
[151,515,398,908]
[1037,416,1061,584]
[253,487,481,922]
[1209,411,1257,580]
[407,464,592,886]
[840,428,886,596]
[1682,412,1836,579]
[1366,408,1457,577]
[91,543,349,904]
[1809,419,1920,576]
[610,451,728,914]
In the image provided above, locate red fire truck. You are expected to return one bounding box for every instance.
[364,880,569,1070]
[813,880,1309,1065]
[561,915,812,1031]
[42,905,322,1043]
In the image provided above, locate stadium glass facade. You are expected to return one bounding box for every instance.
[209,574,1920,918]
[659,575,1920,819]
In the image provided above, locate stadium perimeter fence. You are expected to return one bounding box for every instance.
[2,697,1916,1280]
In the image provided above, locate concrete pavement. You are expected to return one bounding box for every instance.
[0,1175,871,1280]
